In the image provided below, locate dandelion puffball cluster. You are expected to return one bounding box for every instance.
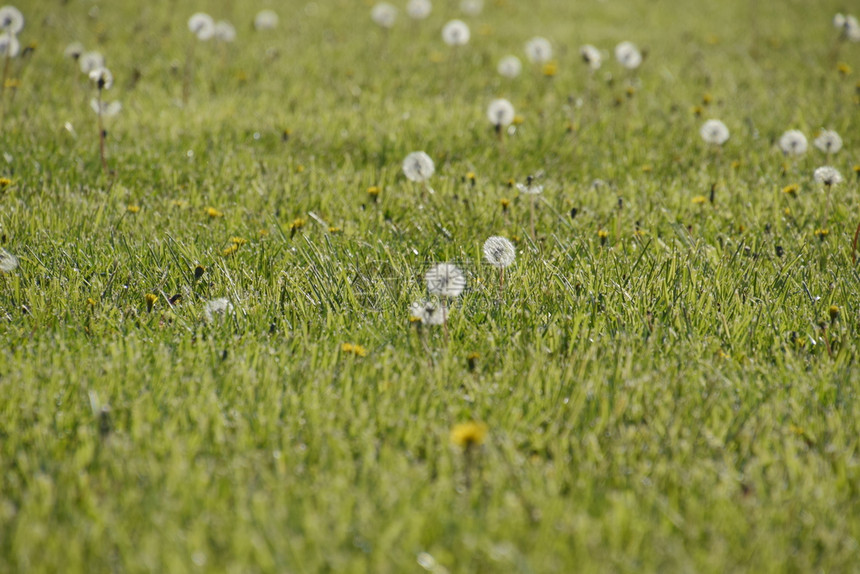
[700,119,730,146]
[0,248,18,272]
[204,298,234,322]
[402,151,435,183]
[497,55,522,78]
[779,130,808,156]
[406,0,432,20]
[615,41,642,70]
[813,166,842,186]
[371,3,397,29]
[487,98,515,129]
[524,37,552,63]
[580,45,602,70]
[442,19,470,46]
[483,237,516,268]
[188,12,216,41]
[833,13,860,41]
[813,130,842,155]
[0,5,23,58]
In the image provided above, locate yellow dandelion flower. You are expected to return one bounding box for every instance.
[205,207,224,218]
[450,421,488,449]
[221,244,239,257]
[781,184,798,197]
[837,62,852,76]
[542,61,558,77]
[367,186,381,198]
[598,229,609,239]
[127,204,140,213]
[731,160,741,170]
[814,228,829,240]
[465,172,476,185]
[641,165,652,173]
[829,305,840,321]
[328,226,343,234]
[625,86,636,98]
[341,343,368,357]
[145,293,157,312]
[691,105,704,117]
[230,237,247,246]
[702,93,713,105]
[87,297,97,308]
[3,78,20,89]
[692,195,707,204]
[0,177,11,188]
[512,115,525,126]
[466,352,480,371]
[290,217,306,231]
[705,35,720,45]
[295,165,305,173]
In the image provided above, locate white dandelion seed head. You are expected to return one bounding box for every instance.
[79,51,104,74]
[442,19,470,46]
[425,263,466,298]
[814,166,843,186]
[90,98,122,117]
[700,119,729,145]
[0,248,18,272]
[371,3,397,29]
[483,236,516,268]
[778,130,808,156]
[846,16,860,41]
[0,31,18,58]
[64,41,85,60]
[188,12,215,40]
[525,37,552,63]
[406,0,432,20]
[203,297,234,322]
[89,66,113,90]
[516,182,543,195]
[497,55,522,78]
[615,41,642,70]
[0,5,23,35]
[409,300,448,325]
[254,10,278,30]
[214,20,236,42]
[460,0,483,16]
[834,13,846,29]
[814,130,842,154]
[402,151,435,183]
[580,44,602,70]
[487,98,515,128]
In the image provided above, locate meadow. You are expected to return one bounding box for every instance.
[1,0,860,572]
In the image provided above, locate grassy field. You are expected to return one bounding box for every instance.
[1,0,860,572]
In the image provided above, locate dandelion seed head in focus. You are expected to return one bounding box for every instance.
[483,236,516,268]
[402,151,435,183]
[814,166,843,186]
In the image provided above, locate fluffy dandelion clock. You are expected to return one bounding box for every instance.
[371,3,397,29]
[254,10,278,31]
[516,181,543,195]
[779,130,808,156]
[483,236,515,268]
[0,5,23,35]
[460,0,483,16]
[487,98,515,129]
[615,41,642,70]
[525,37,552,64]
[834,13,847,29]
[89,66,113,90]
[64,42,84,60]
[0,248,18,272]
[426,263,466,298]
[497,55,522,78]
[409,300,447,326]
[90,99,122,117]
[214,21,236,43]
[406,0,432,20]
[204,298,234,322]
[814,166,843,186]
[188,12,215,40]
[700,119,729,146]
[0,32,18,58]
[814,130,842,155]
[442,19,470,46]
[79,51,104,74]
[580,44,602,70]
[402,151,435,183]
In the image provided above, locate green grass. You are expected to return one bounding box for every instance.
[1,0,860,572]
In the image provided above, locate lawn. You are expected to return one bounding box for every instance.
[1,0,859,572]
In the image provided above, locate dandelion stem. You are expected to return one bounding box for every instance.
[183,41,195,104]
[529,196,536,242]
[442,298,449,344]
[97,88,108,174]
[852,219,860,265]
[498,266,505,301]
